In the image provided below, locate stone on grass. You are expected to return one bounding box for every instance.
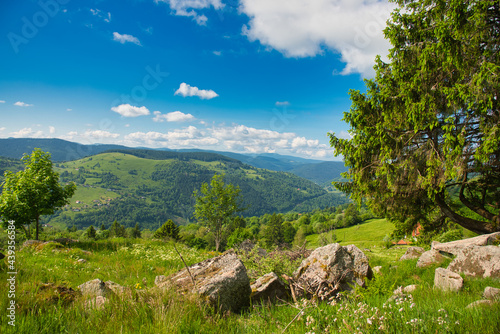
[78,279,114,298]
[417,249,444,268]
[85,296,108,310]
[399,247,425,261]
[293,243,372,299]
[466,300,496,309]
[434,268,463,292]
[447,246,500,278]
[251,272,289,304]
[483,287,500,300]
[162,251,251,313]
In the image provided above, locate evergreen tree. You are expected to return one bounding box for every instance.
[130,223,141,239]
[153,219,179,240]
[86,225,97,239]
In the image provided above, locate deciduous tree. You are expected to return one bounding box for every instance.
[0,149,76,240]
[193,173,244,252]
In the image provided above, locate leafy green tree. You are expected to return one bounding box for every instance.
[260,213,285,248]
[130,223,141,239]
[329,0,500,235]
[193,173,244,252]
[0,149,76,240]
[100,223,106,231]
[153,219,179,240]
[109,220,126,238]
[86,225,97,239]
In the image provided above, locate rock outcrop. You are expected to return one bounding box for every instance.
[434,268,463,292]
[158,251,251,313]
[447,245,500,278]
[78,279,114,298]
[293,243,372,299]
[432,232,500,255]
[250,272,289,304]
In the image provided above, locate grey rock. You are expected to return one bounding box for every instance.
[417,249,445,268]
[85,296,108,310]
[166,251,251,313]
[432,232,500,255]
[78,279,114,298]
[483,287,500,300]
[77,259,87,264]
[293,243,372,299]
[447,245,500,278]
[105,281,127,295]
[251,272,289,304]
[434,268,463,292]
[373,266,382,275]
[466,300,496,309]
[399,247,425,261]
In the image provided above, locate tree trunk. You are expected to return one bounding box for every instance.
[435,192,499,234]
[36,215,40,240]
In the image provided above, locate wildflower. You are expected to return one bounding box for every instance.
[367,318,372,325]
[410,303,416,309]
[399,308,404,313]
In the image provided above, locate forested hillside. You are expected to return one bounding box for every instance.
[36,152,348,230]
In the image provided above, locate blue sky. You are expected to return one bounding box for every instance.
[0,0,395,160]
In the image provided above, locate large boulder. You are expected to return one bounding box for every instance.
[483,287,500,300]
[293,243,372,299]
[432,232,500,255]
[399,247,425,261]
[447,246,500,278]
[251,272,289,304]
[417,249,445,268]
[159,251,251,313]
[434,268,463,292]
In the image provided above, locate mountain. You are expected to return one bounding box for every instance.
[291,161,348,185]
[0,138,129,162]
[39,152,348,230]
[0,138,347,185]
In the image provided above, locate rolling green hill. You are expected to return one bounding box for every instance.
[40,152,349,230]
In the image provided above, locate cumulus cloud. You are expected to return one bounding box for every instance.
[239,0,395,77]
[153,111,195,122]
[14,101,34,107]
[111,104,150,117]
[0,100,5,103]
[49,126,56,134]
[84,130,120,139]
[0,127,6,131]
[113,32,141,46]
[155,0,224,25]
[123,122,333,158]
[10,127,45,138]
[175,83,219,99]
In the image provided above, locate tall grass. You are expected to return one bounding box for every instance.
[1,236,499,333]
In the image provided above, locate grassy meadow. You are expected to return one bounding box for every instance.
[1,222,499,333]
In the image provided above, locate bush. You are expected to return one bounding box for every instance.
[436,229,463,243]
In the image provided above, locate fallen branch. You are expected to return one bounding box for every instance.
[172,242,196,289]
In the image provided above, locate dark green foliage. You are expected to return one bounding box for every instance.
[130,223,141,239]
[154,220,179,240]
[85,225,96,239]
[109,220,126,238]
[260,213,286,248]
[329,0,500,235]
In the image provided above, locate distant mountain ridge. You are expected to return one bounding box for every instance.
[0,138,346,185]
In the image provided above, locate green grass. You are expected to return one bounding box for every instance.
[306,218,394,249]
[1,228,499,333]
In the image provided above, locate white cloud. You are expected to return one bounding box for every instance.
[0,100,5,103]
[153,111,195,122]
[0,127,6,131]
[67,108,72,111]
[10,127,45,138]
[175,82,219,99]
[113,32,141,46]
[123,122,332,158]
[111,104,150,117]
[91,8,111,22]
[155,0,224,25]
[213,50,222,56]
[49,126,56,134]
[239,0,395,77]
[14,101,34,107]
[84,130,120,139]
